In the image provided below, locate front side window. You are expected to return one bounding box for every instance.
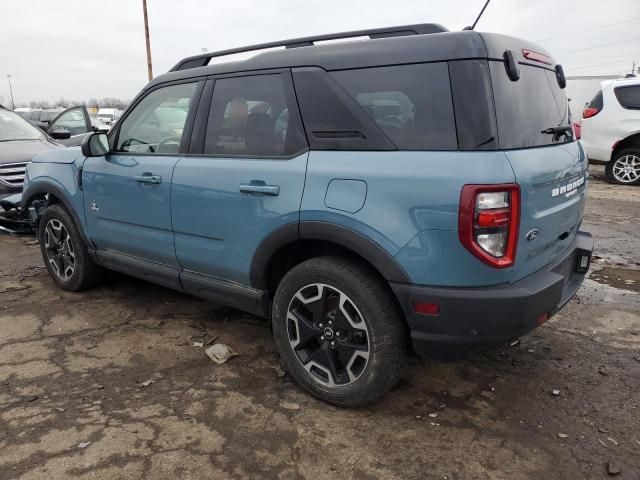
[614,85,640,110]
[51,108,88,135]
[204,74,303,157]
[116,82,197,154]
[331,63,458,150]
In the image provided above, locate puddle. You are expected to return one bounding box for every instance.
[590,267,640,292]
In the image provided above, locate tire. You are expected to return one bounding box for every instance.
[605,149,640,185]
[272,256,407,407]
[37,204,103,291]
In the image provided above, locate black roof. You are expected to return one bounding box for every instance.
[147,24,555,90]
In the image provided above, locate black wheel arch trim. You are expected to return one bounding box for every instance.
[249,221,411,290]
[22,183,93,248]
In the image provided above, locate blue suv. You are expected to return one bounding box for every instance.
[18,24,593,406]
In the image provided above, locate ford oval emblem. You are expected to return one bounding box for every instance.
[525,229,540,242]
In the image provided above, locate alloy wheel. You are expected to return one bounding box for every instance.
[612,154,640,183]
[43,219,75,280]
[286,283,370,387]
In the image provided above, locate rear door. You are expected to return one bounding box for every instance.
[489,59,588,280]
[171,72,308,286]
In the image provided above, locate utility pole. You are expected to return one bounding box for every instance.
[6,75,15,110]
[142,0,153,81]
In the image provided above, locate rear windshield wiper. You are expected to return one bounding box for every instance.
[541,125,572,136]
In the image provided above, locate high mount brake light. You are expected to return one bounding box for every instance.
[582,107,600,119]
[521,49,553,65]
[458,184,520,269]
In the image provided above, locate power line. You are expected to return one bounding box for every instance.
[534,17,640,43]
[567,58,640,72]
[566,52,640,64]
[568,59,638,73]
[557,36,640,55]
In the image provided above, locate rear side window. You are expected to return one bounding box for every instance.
[204,74,305,157]
[331,63,457,150]
[614,86,640,110]
[490,62,572,149]
[587,90,603,110]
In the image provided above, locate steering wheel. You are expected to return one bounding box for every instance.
[156,136,182,153]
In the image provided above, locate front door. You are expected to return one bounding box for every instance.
[83,81,201,268]
[171,73,309,286]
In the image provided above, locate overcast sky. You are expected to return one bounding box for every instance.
[1,0,639,105]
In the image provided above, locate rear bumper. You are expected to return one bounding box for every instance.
[391,231,593,356]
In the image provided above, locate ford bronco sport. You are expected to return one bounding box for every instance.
[16,24,593,406]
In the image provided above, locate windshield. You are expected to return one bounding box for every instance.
[0,109,44,141]
[98,114,113,119]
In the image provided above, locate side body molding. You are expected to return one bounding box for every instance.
[249,221,410,290]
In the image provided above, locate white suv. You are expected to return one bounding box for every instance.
[581,77,640,185]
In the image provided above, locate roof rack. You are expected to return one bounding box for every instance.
[169,23,448,72]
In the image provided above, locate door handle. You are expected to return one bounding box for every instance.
[135,174,162,184]
[239,183,280,196]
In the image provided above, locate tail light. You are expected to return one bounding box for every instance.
[459,184,520,269]
[582,107,600,119]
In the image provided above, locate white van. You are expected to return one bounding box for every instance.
[94,108,123,130]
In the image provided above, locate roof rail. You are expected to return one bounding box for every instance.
[169,23,448,72]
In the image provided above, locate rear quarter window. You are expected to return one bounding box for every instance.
[331,63,457,150]
[614,85,640,109]
[587,90,603,110]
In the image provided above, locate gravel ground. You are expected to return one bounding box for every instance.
[0,165,638,480]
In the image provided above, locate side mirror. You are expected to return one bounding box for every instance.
[51,129,71,140]
[81,132,109,157]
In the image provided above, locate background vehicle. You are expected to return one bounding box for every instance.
[581,77,640,185]
[0,107,62,204]
[93,108,122,131]
[15,106,94,146]
[18,109,62,131]
[18,24,592,406]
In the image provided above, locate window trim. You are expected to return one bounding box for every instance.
[109,78,205,157]
[187,69,308,160]
[614,85,640,111]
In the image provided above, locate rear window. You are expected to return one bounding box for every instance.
[490,62,573,149]
[614,85,640,109]
[331,63,457,150]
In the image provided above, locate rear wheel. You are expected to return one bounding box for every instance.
[606,149,640,185]
[272,256,407,407]
[38,204,103,291]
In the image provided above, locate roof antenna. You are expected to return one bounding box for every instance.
[463,0,491,30]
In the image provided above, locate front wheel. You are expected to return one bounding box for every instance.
[606,149,640,185]
[38,204,103,291]
[272,256,407,407]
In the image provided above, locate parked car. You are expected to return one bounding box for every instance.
[15,107,94,147]
[581,77,640,185]
[0,106,63,205]
[14,24,593,406]
[18,109,62,131]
